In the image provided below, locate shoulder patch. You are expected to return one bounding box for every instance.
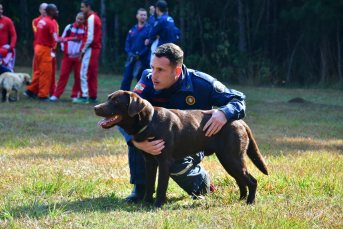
[154,21,158,26]
[213,80,225,93]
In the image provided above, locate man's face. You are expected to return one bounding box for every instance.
[80,3,90,15]
[151,56,181,90]
[51,7,59,19]
[39,4,47,17]
[156,7,162,17]
[76,14,85,27]
[0,5,3,17]
[136,10,147,24]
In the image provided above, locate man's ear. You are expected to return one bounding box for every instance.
[128,92,147,117]
[175,65,182,76]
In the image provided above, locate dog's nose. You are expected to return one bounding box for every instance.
[94,106,100,111]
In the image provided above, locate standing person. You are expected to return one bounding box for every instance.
[120,8,151,91]
[74,0,102,104]
[50,12,85,102]
[0,4,17,101]
[120,43,246,203]
[24,4,79,101]
[32,3,57,97]
[145,1,175,64]
[0,54,14,102]
[0,3,17,71]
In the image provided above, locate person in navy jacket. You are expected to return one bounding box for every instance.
[120,43,246,203]
[146,1,175,47]
[120,8,151,91]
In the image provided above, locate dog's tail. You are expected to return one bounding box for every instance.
[243,122,269,175]
[0,74,5,87]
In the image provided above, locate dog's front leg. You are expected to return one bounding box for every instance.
[154,157,173,208]
[5,89,11,103]
[15,90,19,101]
[142,152,157,204]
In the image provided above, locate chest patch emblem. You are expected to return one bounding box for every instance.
[186,96,196,105]
[0,24,4,29]
[214,80,225,93]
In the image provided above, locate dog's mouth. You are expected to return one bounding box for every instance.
[97,115,123,128]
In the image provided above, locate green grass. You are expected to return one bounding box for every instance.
[0,67,342,228]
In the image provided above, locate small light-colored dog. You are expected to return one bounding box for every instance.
[0,72,32,103]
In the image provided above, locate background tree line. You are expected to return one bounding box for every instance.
[2,0,343,88]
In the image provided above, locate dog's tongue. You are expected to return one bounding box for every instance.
[98,117,112,127]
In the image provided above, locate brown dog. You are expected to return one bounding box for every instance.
[0,72,31,103]
[94,90,269,207]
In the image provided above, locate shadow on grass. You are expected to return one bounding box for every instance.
[2,195,201,220]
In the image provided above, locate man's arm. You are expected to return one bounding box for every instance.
[149,18,164,40]
[202,80,246,137]
[8,19,17,50]
[81,15,94,53]
[124,31,132,56]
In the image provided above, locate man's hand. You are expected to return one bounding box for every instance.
[134,55,140,61]
[78,52,84,62]
[149,6,155,15]
[72,37,81,42]
[145,39,150,46]
[132,137,165,155]
[202,109,227,137]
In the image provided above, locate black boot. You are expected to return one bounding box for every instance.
[192,172,210,200]
[124,184,145,203]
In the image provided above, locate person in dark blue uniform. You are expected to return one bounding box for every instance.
[121,43,246,203]
[0,54,15,102]
[173,26,181,43]
[146,1,175,64]
[120,8,151,91]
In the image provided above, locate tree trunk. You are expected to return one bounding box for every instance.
[337,19,342,82]
[238,0,246,84]
[286,33,303,86]
[21,0,29,41]
[179,0,185,49]
[320,41,328,84]
[100,0,107,65]
[114,13,119,60]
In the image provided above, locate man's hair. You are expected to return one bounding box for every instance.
[156,0,168,13]
[39,3,47,10]
[153,43,183,68]
[82,0,94,10]
[137,8,147,14]
[77,12,84,17]
[45,4,56,15]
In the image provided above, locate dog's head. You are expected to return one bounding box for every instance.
[94,90,152,130]
[17,73,32,85]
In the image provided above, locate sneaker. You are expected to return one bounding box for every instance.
[49,96,59,101]
[23,90,36,100]
[88,97,98,103]
[71,97,78,102]
[38,97,50,102]
[72,97,89,104]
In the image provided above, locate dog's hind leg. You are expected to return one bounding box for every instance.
[15,89,19,101]
[216,153,257,204]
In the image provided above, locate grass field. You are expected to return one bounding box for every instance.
[1,67,342,228]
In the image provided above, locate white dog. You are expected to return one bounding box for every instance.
[0,72,31,103]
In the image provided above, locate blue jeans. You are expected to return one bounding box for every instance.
[128,145,207,195]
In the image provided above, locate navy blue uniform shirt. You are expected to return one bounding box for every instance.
[125,23,151,62]
[149,13,175,46]
[121,65,246,143]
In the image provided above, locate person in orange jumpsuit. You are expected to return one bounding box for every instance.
[24,4,79,101]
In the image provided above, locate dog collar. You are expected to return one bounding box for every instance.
[137,109,154,134]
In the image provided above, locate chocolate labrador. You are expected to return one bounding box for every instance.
[94,90,269,207]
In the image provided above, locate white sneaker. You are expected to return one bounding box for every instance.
[49,96,59,101]
[71,97,78,102]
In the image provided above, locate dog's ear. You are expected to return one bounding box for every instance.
[128,92,147,117]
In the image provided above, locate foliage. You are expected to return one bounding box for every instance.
[2,0,343,87]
